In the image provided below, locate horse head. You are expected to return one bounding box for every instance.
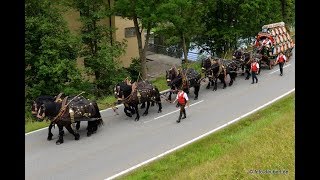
[35,100,62,121]
[166,67,179,86]
[114,82,132,104]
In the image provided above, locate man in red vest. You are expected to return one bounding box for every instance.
[250,58,259,84]
[172,88,190,123]
[275,52,287,76]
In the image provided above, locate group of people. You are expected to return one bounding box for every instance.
[249,51,287,83]
[171,51,287,123]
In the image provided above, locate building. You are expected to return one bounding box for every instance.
[62,3,144,68]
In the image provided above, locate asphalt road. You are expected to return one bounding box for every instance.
[25,48,295,180]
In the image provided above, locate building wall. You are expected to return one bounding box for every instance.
[114,16,145,67]
[62,8,144,68]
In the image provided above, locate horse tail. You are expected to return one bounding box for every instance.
[92,101,104,127]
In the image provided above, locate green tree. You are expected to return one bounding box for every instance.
[114,0,163,79]
[69,0,128,96]
[157,0,205,63]
[25,0,84,103]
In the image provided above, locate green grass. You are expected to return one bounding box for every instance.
[151,76,169,92]
[25,120,51,133]
[117,93,295,180]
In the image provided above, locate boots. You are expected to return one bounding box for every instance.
[182,110,186,119]
[177,112,182,123]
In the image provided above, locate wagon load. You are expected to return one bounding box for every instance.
[255,22,294,58]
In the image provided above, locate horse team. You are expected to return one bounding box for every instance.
[31,50,276,145]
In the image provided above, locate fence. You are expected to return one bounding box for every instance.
[147,43,203,61]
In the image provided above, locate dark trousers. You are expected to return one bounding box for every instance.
[251,71,258,83]
[279,62,284,75]
[178,103,186,120]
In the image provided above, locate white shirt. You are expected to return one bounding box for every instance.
[176,91,189,101]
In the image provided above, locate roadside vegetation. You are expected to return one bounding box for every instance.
[117,93,295,179]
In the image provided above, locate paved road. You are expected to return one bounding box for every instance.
[25,49,295,180]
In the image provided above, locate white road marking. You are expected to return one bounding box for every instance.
[144,100,204,123]
[104,88,295,180]
[269,64,291,74]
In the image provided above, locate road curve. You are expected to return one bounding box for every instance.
[25,49,295,180]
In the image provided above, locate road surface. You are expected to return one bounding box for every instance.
[25,49,295,180]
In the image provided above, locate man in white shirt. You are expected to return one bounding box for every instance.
[172,88,190,123]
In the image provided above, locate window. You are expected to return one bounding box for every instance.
[125,27,136,38]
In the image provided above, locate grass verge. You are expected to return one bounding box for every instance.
[117,93,295,180]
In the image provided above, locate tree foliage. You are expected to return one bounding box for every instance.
[114,0,164,79]
[69,0,129,96]
[25,0,85,104]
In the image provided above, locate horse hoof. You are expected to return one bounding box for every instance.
[206,86,210,89]
[56,140,63,145]
[158,110,162,113]
[87,132,92,137]
[194,97,198,100]
[47,136,53,141]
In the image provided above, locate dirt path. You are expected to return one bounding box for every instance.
[146,53,182,80]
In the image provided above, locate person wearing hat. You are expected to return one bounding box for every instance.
[172,88,190,123]
[275,52,287,76]
[250,58,259,84]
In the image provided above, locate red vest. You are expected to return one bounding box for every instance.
[178,92,186,105]
[278,55,285,63]
[251,62,258,72]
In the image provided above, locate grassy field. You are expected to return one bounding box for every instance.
[117,93,295,180]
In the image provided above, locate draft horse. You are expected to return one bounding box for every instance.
[201,58,238,91]
[165,67,201,101]
[114,80,162,121]
[35,94,103,145]
[31,94,81,141]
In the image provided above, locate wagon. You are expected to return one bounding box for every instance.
[253,22,294,69]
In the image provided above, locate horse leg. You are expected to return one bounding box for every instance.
[65,123,80,140]
[206,79,210,89]
[134,105,140,121]
[76,121,80,130]
[213,79,217,91]
[56,124,65,145]
[124,106,132,117]
[194,85,200,100]
[155,92,162,113]
[151,101,155,107]
[245,69,250,80]
[168,91,172,101]
[229,74,234,86]
[143,101,150,116]
[140,102,145,109]
[47,122,54,141]
[222,76,227,89]
[87,121,94,137]
[241,65,245,76]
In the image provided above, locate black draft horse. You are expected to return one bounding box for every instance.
[114,80,162,121]
[165,67,201,101]
[31,95,81,141]
[35,95,103,145]
[201,58,238,91]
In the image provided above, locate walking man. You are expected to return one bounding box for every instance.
[250,58,259,84]
[275,52,287,76]
[172,88,190,123]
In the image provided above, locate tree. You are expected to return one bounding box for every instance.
[69,0,128,95]
[157,0,205,63]
[25,0,83,103]
[114,0,163,80]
